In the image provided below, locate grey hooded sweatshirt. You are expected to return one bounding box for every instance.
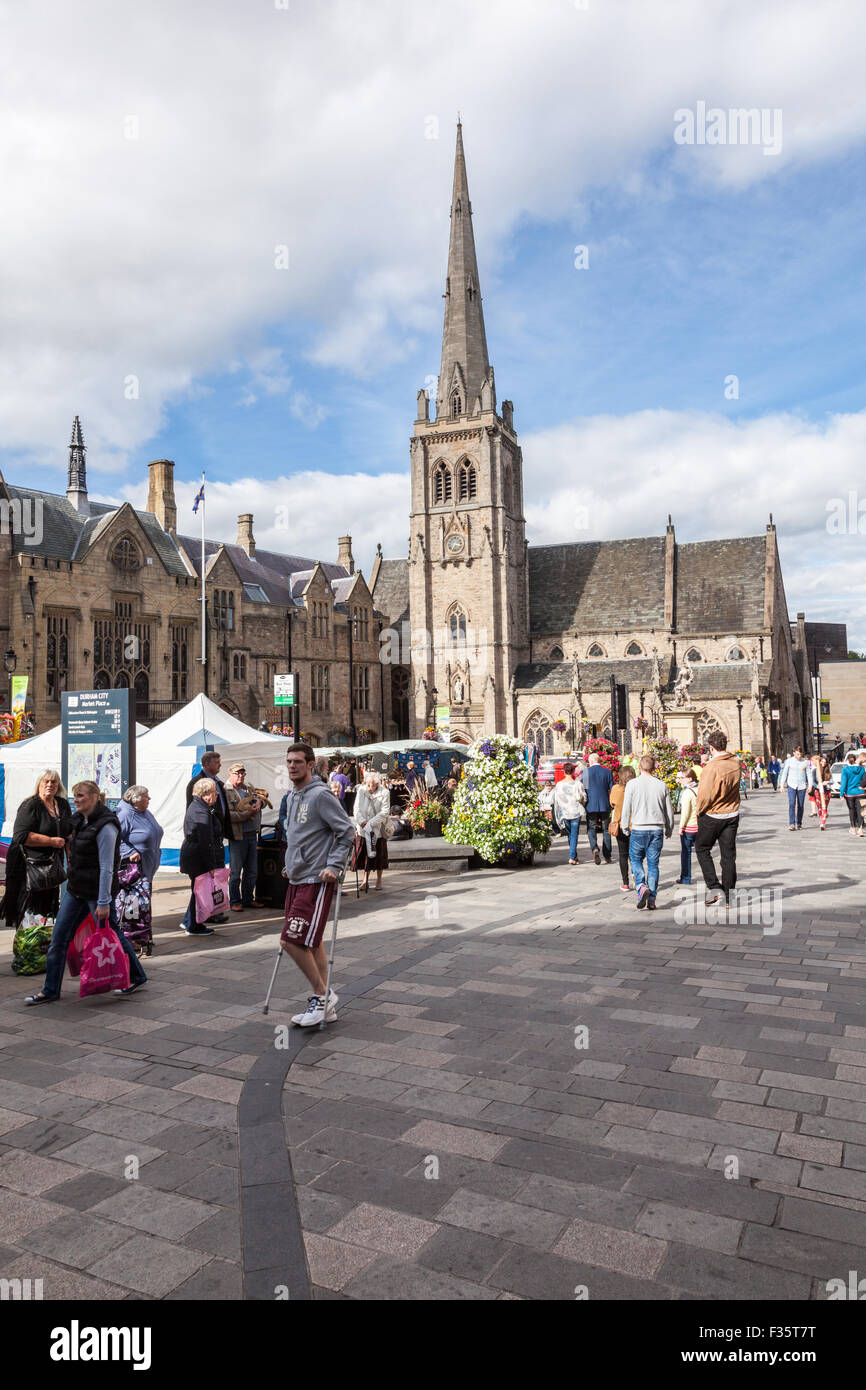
[283,775,356,884]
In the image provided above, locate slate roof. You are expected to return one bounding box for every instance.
[176,537,348,607]
[674,538,766,633]
[371,558,410,627]
[529,539,667,633]
[684,661,771,697]
[528,534,769,637]
[7,487,190,578]
[515,656,673,694]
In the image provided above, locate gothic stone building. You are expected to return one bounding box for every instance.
[371,124,812,756]
[0,422,389,745]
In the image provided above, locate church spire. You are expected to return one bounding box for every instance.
[67,415,90,515]
[436,122,492,421]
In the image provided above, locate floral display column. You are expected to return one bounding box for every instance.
[444,735,552,865]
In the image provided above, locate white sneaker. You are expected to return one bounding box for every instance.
[292,990,338,1027]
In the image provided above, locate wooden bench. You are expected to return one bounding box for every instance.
[385,839,475,874]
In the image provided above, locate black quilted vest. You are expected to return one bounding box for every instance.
[68,802,121,901]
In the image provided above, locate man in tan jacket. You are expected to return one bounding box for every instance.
[695,731,741,905]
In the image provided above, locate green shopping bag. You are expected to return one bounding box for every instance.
[11,912,54,976]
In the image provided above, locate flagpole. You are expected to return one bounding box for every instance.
[200,472,206,688]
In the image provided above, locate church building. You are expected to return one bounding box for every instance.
[371,124,812,756]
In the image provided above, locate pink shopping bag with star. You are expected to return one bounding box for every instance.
[79,917,131,996]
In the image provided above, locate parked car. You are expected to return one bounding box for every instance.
[830,762,845,797]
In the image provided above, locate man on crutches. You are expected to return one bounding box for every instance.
[276,743,356,1027]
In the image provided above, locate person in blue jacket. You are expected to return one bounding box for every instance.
[581,752,614,864]
[840,752,865,836]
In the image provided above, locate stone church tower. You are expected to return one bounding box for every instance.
[408,123,528,739]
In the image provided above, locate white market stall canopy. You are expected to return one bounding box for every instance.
[0,721,148,841]
[135,694,284,752]
[135,696,290,868]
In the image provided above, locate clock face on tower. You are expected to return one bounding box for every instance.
[446,534,465,555]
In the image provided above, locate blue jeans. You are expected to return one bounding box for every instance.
[43,893,146,999]
[679,831,697,883]
[628,829,664,897]
[787,786,806,826]
[585,812,612,860]
[563,818,581,859]
[229,835,258,906]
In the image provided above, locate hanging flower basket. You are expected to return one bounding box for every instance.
[552,720,567,733]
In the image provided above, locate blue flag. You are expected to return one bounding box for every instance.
[192,482,205,514]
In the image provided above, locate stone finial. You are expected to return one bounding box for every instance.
[67,416,90,516]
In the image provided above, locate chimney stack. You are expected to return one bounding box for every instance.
[147,459,177,534]
[237,513,255,557]
[337,535,355,574]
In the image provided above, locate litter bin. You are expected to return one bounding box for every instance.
[257,838,287,910]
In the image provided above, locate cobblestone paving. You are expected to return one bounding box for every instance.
[0,788,863,1299]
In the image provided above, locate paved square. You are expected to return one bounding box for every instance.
[1,789,864,1299]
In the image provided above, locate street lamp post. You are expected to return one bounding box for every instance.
[377,619,385,741]
[736,697,744,749]
[4,648,17,728]
[430,686,438,731]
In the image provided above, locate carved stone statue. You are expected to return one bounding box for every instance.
[454,675,465,704]
[673,662,694,707]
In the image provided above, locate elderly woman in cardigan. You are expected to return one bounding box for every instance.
[117,785,164,884]
[352,771,390,892]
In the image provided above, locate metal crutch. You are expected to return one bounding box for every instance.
[319,849,352,1031]
[262,942,284,1016]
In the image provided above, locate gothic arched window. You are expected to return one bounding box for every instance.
[524,710,554,757]
[685,648,703,663]
[451,392,462,419]
[94,670,110,690]
[448,606,468,644]
[626,642,643,656]
[587,644,605,658]
[726,645,746,661]
[433,462,452,505]
[697,710,724,743]
[549,646,564,661]
[458,462,477,501]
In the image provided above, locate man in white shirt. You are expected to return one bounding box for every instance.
[778,746,815,830]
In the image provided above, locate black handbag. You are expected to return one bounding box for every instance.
[24,849,67,893]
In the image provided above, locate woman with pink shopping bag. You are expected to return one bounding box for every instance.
[24,782,146,1005]
[180,779,227,936]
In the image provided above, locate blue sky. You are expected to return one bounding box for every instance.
[96,144,866,488]
[3,0,866,640]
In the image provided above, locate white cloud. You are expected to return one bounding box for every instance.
[3,0,866,467]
